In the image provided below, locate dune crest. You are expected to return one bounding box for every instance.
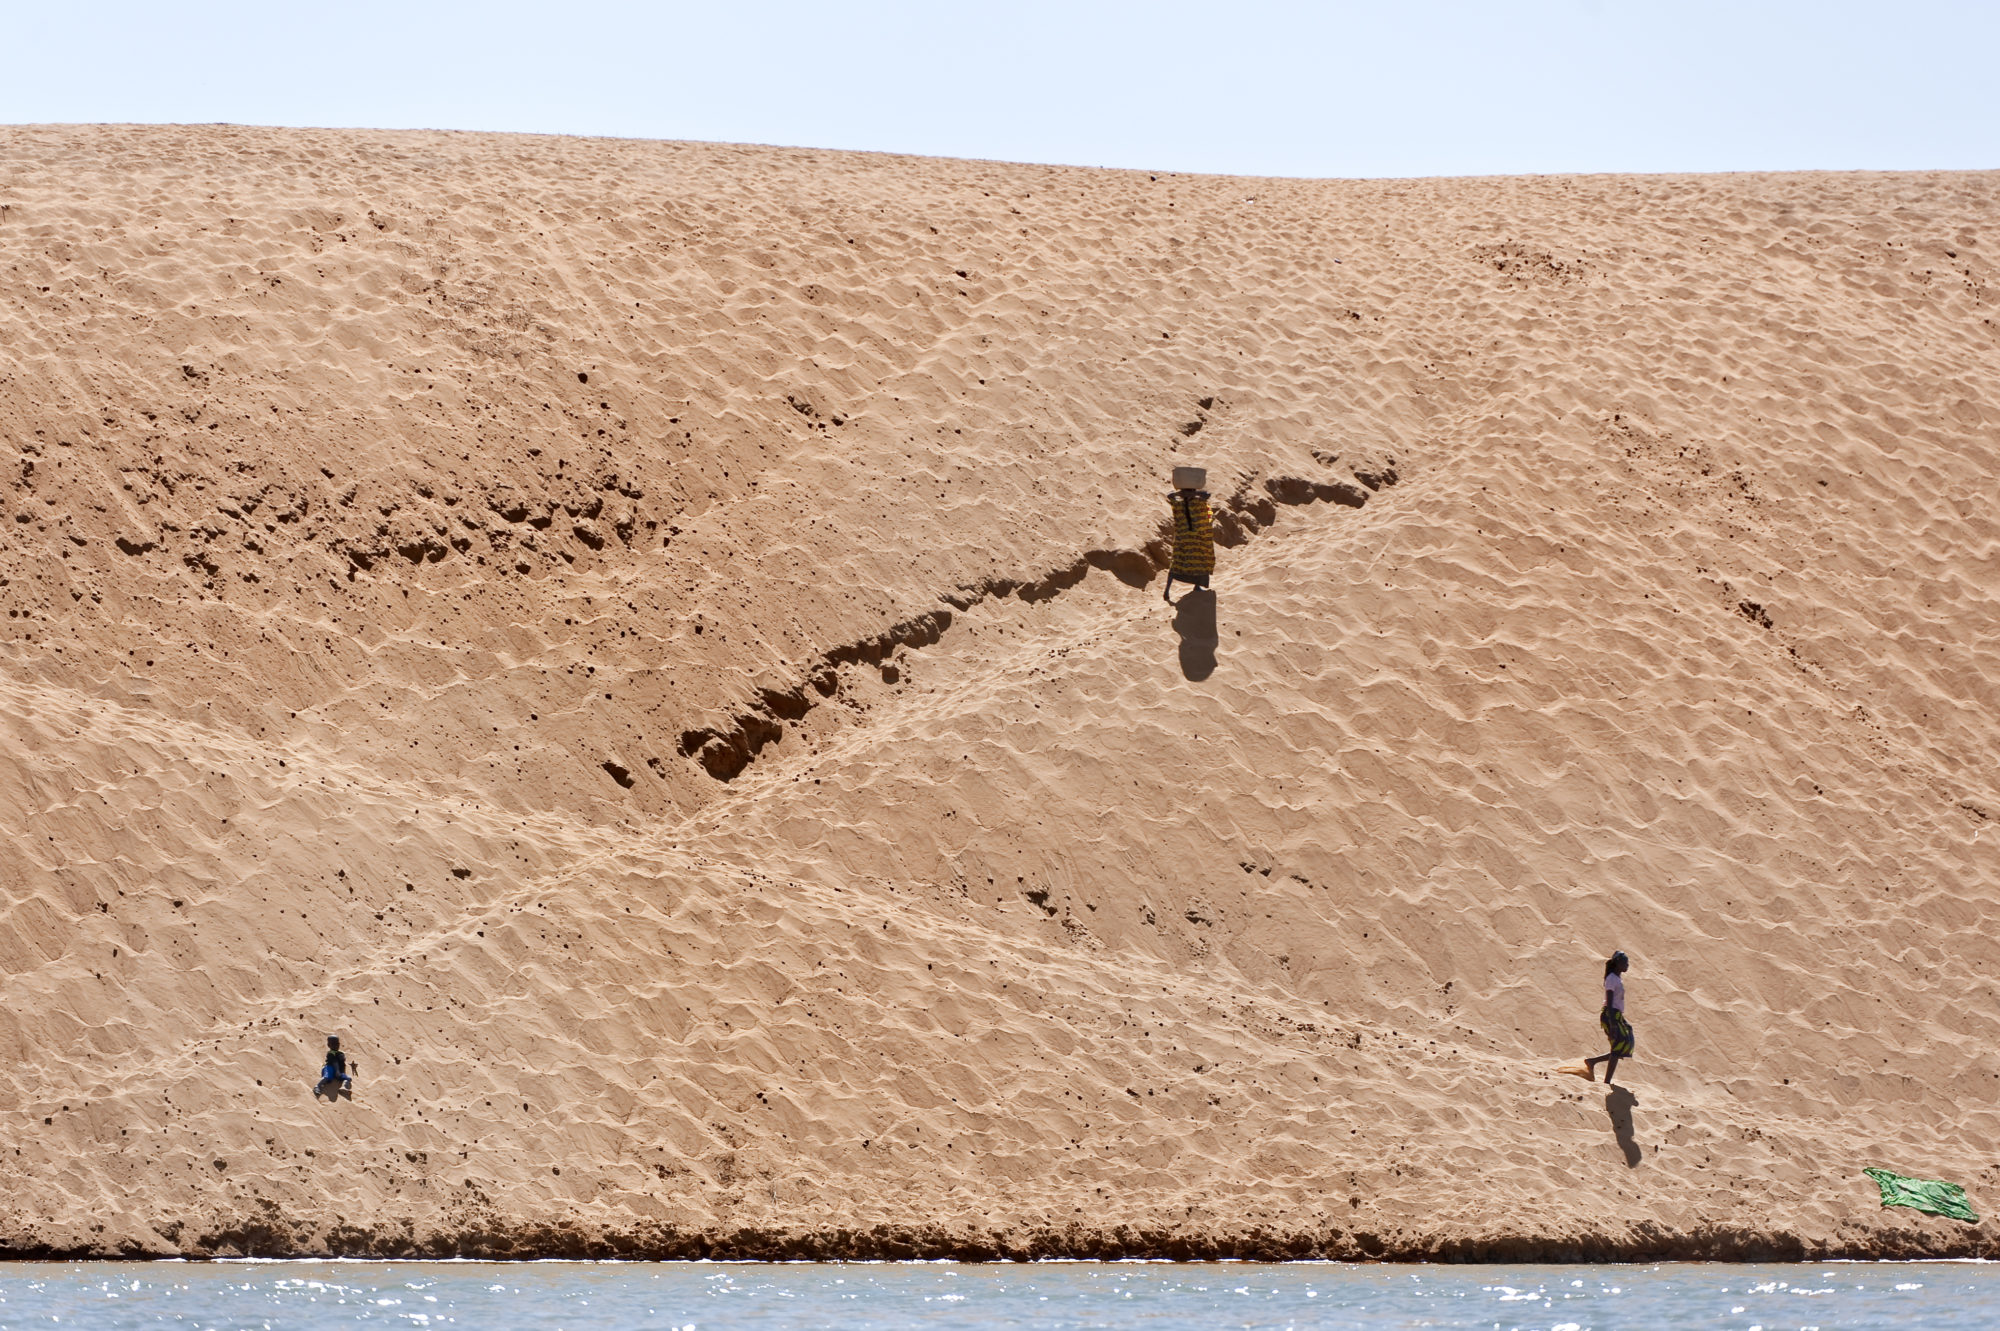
[1,126,1996,1259]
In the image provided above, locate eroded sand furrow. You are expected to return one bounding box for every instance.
[673,462,1392,784]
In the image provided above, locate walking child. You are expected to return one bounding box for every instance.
[1585,951,1634,1084]
[317,1035,354,1096]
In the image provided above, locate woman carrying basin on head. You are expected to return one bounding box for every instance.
[1163,465,1214,603]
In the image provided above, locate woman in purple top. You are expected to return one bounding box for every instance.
[1585,950,1633,1084]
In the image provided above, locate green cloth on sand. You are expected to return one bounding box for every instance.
[1863,1167,1979,1223]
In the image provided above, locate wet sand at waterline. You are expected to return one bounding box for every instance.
[0,126,1995,1260]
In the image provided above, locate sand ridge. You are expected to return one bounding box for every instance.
[0,125,1996,1258]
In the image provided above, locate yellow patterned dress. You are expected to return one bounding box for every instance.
[1168,489,1214,587]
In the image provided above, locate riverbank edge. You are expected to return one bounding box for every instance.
[2,1219,1991,1263]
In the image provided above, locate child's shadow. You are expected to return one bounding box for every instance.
[314,1079,353,1101]
[1605,1086,1641,1167]
[1173,589,1218,681]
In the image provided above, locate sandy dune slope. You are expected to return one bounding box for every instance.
[0,125,1996,1258]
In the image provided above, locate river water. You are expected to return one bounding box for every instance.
[1,1259,1992,1329]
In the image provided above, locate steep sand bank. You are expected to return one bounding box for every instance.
[1,126,1996,1259]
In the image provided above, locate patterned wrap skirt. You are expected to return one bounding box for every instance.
[1600,1006,1635,1057]
[1169,491,1215,581]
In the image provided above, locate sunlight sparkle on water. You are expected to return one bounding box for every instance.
[0,1259,1992,1330]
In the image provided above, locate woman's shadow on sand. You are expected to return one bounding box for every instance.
[1605,1086,1641,1167]
[1172,589,1218,681]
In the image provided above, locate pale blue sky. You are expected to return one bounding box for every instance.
[5,0,1993,178]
